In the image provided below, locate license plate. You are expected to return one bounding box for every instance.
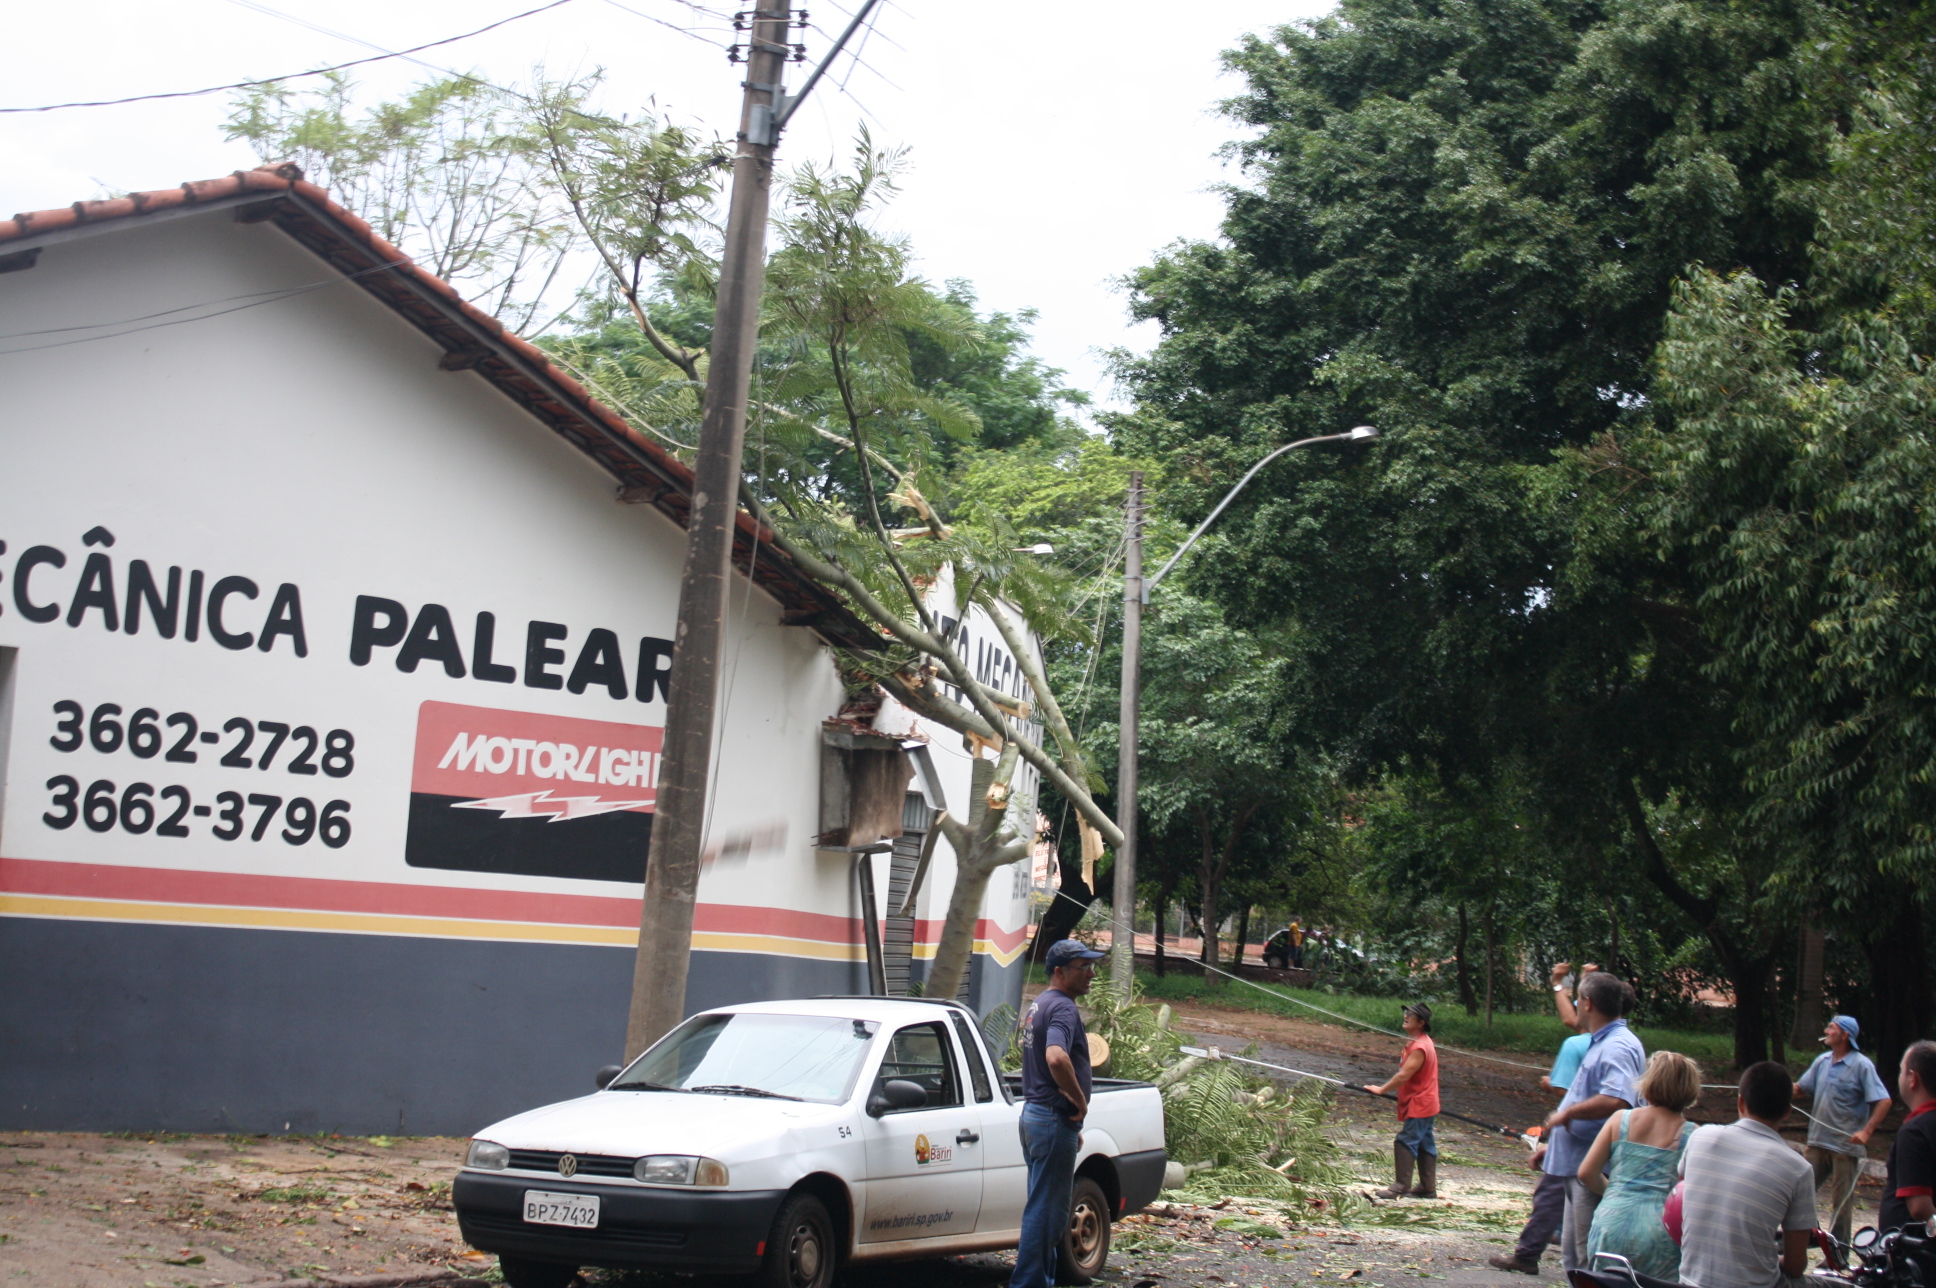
[522,1190,599,1228]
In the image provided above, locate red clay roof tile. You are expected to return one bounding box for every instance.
[0,164,875,647]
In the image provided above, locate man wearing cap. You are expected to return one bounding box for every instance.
[1794,1015,1892,1247]
[1013,938,1104,1288]
[1366,1002,1441,1199]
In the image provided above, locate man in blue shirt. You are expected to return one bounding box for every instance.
[1014,938,1103,1288]
[1793,1015,1892,1247]
[1540,971,1646,1274]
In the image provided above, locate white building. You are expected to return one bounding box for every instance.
[0,165,1039,1135]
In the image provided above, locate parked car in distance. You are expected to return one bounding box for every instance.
[453,996,1169,1288]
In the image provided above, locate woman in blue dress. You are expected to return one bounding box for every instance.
[1578,1050,1704,1279]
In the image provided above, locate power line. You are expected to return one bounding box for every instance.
[1045,885,1554,1073]
[0,259,410,357]
[0,0,580,114]
[602,0,733,47]
[222,0,534,101]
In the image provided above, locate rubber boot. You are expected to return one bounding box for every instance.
[1374,1144,1415,1199]
[1411,1151,1438,1199]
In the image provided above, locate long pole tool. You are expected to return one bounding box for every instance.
[1180,1045,1532,1142]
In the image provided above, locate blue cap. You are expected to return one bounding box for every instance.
[1045,939,1106,969]
[1832,1015,1861,1050]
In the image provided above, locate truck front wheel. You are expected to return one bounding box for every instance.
[1057,1175,1111,1285]
[760,1191,836,1288]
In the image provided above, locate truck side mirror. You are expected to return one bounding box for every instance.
[866,1078,928,1117]
[595,1064,623,1090]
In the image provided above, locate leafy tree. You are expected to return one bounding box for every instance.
[1621,76,1936,1066]
[1137,594,1303,969]
[1114,0,1855,1064]
[228,73,579,331]
[231,73,1130,995]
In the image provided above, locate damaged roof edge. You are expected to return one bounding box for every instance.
[0,164,883,652]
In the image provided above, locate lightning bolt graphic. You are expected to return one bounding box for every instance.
[451,791,653,823]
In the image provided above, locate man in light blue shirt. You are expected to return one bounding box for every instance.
[1542,972,1646,1274]
[1549,1032,1592,1092]
[1793,1015,1892,1246]
[1492,962,1602,1274]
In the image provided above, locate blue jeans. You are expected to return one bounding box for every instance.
[1396,1115,1438,1158]
[1013,1102,1081,1288]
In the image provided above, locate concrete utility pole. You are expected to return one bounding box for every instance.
[625,4,794,1060]
[1106,428,1375,999]
[1109,471,1144,996]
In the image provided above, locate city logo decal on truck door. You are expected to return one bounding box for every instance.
[406,700,662,884]
[912,1134,952,1166]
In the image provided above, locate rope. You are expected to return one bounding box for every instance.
[1047,886,1558,1074]
[1182,1045,1526,1139]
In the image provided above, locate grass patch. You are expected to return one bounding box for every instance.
[256,1185,332,1205]
[1134,969,1736,1066]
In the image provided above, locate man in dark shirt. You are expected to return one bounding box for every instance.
[1880,1040,1936,1233]
[1013,938,1103,1288]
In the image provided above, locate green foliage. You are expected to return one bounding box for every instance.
[1111,0,1883,1066]
[1082,982,1350,1202]
[1130,970,1736,1066]
[228,73,577,331]
[910,283,1089,456]
[1649,211,1936,896]
[255,1185,332,1205]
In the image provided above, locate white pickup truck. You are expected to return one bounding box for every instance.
[453,996,1168,1288]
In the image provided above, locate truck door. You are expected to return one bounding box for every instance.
[858,1019,984,1243]
[952,1011,1026,1236]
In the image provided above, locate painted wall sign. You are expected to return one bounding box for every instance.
[407,700,661,884]
[0,203,1030,1134]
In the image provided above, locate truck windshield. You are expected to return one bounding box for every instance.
[611,1013,880,1104]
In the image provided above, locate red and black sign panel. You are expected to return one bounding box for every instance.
[405,701,662,884]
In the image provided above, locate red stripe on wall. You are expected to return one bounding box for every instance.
[0,857,642,926]
[0,857,1028,950]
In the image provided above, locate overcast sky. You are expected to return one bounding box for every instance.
[0,0,1330,410]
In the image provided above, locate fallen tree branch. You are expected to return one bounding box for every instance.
[739,481,1126,848]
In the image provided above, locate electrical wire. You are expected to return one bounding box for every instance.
[0,0,581,114]
[0,259,411,357]
[1046,884,1555,1073]
[602,0,734,47]
[221,0,543,102]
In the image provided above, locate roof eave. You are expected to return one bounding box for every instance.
[0,168,883,651]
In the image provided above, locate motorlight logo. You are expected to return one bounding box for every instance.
[405,700,663,884]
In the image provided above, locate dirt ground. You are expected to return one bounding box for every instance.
[0,1130,488,1286]
[1164,996,1897,1268]
[0,997,1895,1287]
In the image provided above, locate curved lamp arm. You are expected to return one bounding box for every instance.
[1141,426,1376,604]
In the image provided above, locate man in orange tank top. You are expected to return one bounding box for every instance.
[1366,1002,1441,1199]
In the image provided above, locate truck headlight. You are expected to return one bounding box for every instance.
[466,1140,510,1170]
[633,1155,729,1186]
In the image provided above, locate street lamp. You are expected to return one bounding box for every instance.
[1109,425,1378,994]
[1143,426,1376,603]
